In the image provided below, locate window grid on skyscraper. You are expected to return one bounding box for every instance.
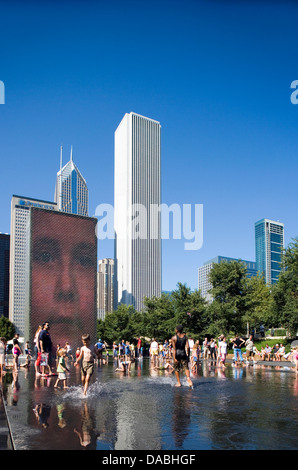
[115,112,161,311]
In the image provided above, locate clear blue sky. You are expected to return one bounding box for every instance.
[0,0,297,292]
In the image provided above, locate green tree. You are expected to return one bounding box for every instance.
[98,304,137,344]
[0,316,15,340]
[271,238,298,337]
[171,283,207,338]
[143,293,175,341]
[244,274,273,333]
[207,260,249,336]
[128,310,146,340]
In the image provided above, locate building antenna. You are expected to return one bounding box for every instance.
[59,145,63,211]
[70,145,73,162]
[60,145,63,170]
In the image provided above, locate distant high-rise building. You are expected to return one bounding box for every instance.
[9,195,57,335]
[0,233,10,318]
[97,258,114,320]
[55,146,88,216]
[255,218,284,284]
[198,255,257,302]
[114,112,161,311]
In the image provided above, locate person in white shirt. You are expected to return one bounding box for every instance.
[245,335,255,364]
[218,336,228,368]
[275,344,285,361]
[150,339,159,366]
[188,338,194,355]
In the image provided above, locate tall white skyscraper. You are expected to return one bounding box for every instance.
[9,195,57,335]
[255,218,284,284]
[114,112,161,311]
[97,258,115,320]
[55,146,88,216]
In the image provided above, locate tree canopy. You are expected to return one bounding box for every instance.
[0,316,15,340]
[97,239,298,343]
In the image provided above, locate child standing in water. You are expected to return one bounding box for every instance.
[74,334,99,395]
[12,338,23,371]
[54,348,69,389]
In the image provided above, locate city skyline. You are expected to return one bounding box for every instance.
[0,1,297,292]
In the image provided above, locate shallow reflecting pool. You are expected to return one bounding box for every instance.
[2,358,298,450]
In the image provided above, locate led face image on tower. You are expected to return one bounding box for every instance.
[26,208,97,348]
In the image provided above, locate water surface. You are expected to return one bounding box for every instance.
[2,358,298,450]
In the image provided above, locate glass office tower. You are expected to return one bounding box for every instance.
[55,146,88,216]
[198,255,257,302]
[0,233,10,318]
[255,218,284,285]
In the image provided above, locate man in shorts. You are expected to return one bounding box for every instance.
[171,325,193,388]
[39,322,53,376]
[95,338,105,364]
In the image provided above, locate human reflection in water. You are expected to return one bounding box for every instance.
[56,402,67,429]
[74,402,99,449]
[12,372,20,406]
[172,392,191,448]
[33,403,51,429]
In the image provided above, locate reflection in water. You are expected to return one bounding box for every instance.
[33,403,51,429]
[74,402,98,448]
[2,359,298,450]
[172,391,191,448]
[11,372,20,406]
[56,402,66,429]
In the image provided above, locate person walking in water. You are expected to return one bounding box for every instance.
[171,325,193,388]
[54,348,69,389]
[74,334,100,396]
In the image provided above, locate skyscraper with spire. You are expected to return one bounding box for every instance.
[55,146,88,216]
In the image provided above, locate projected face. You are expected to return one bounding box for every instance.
[30,209,97,348]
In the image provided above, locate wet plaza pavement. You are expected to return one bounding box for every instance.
[1,358,298,450]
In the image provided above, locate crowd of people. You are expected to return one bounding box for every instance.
[110,329,298,387]
[144,332,298,377]
[1,322,298,396]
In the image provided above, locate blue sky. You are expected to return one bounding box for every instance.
[0,0,297,292]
